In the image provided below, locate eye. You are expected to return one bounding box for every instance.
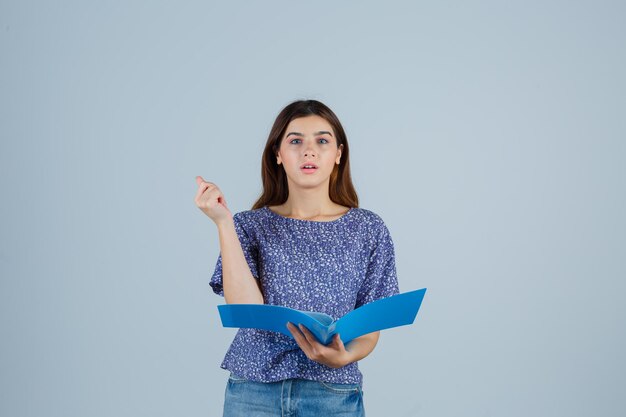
[318,138,329,144]
[290,139,302,144]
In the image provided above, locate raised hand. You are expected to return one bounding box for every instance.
[194,176,232,226]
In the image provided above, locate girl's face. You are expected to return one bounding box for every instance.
[276,115,343,191]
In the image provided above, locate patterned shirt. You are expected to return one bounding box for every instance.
[210,205,400,385]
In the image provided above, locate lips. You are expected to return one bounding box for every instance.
[300,162,318,169]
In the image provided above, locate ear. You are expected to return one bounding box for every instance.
[336,144,343,164]
[276,152,282,165]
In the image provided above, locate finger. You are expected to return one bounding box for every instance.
[194,182,214,203]
[287,323,308,354]
[195,175,215,188]
[331,333,346,351]
[201,181,216,192]
[196,176,215,191]
[195,181,218,203]
[287,322,312,353]
[287,322,305,344]
[298,324,322,347]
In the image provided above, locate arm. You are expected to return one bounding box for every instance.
[344,330,380,363]
[217,218,264,305]
[194,176,263,305]
[287,323,380,368]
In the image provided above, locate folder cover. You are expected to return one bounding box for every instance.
[217,288,426,345]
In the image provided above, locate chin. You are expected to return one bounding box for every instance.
[288,178,328,189]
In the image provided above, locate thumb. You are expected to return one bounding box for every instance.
[195,176,204,185]
[332,333,345,350]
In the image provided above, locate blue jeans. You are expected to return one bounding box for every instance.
[222,372,365,416]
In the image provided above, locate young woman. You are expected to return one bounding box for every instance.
[194,99,399,416]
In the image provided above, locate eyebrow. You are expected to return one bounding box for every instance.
[285,130,333,138]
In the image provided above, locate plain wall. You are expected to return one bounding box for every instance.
[1,1,624,416]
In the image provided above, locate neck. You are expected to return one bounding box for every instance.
[281,184,336,218]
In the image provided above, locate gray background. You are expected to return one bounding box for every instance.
[1,1,624,416]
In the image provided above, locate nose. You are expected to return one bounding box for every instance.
[303,145,316,157]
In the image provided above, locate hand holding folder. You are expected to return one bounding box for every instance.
[217,288,427,345]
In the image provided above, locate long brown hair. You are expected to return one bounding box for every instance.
[252,99,359,210]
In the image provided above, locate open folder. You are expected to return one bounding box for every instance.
[217,288,426,345]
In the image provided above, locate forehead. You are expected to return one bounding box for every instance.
[284,115,334,135]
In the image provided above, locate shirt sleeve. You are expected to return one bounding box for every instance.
[355,219,400,308]
[209,212,260,297]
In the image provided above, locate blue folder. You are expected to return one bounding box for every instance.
[217,288,426,345]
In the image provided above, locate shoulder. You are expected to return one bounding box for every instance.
[350,207,388,229]
[349,207,393,244]
[233,207,264,219]
[232,207,267,230]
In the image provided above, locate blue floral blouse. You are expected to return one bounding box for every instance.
[210,205,400,385]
